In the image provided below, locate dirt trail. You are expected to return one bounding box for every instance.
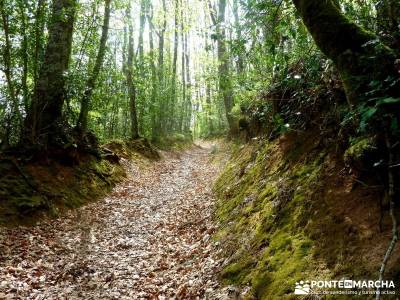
[0,143,233,299]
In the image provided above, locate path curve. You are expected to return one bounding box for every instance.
[0,144,232,299]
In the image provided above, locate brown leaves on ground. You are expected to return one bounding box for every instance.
[0,144,234,299]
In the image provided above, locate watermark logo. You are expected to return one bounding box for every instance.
[294,281,310,295]
[293,280,396,296]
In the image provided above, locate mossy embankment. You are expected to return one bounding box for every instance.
[214,131,400,299]
[0,138,158,226]
[152,133,194,151]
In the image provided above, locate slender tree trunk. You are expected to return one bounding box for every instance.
[77,0,111,135]
[1,0,23,139]
[179,5,186,132]
[184,29,192,133]
[73,3,97,73]
[137,0,147,136]
[148,5,158,139]
[205,41,213,135]
[233,0,245,74]
[125,6,139,139]
[292,0,398,105]
[158,0,167,82]
[158,0,167,135]
[138,0,146,67]
[24,0,77,145]
[208,0,236,134]
[33,0,47,89]
[217,0,236,134]
[206,82,213,134]
[169,0,180,132]
[18,1,29,112]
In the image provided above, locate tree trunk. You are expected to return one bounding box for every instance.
[184,29,192,133]
[233,0,245,74]
[0,0,23,129]
[18,1,29,112]
[157,0,167,135]
[169,0,180,132]
[76,0,111,135]
[209,0,237,134]
[33,0,47,89]
[292,0,399,106]
[179,4,186,132]
[136,0,147,136]
[217,0,236,134]
[125,6,139,139]
[138,0,146,67]
[148,5,158,139]
[25,0,77,145]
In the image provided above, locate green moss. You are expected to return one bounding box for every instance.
[0,152,125,226]
[12,195,46,210]
[243,230,313,299]
[153,133,193,150]
[104,138,160,160]
[214,139,327,299]
[221,256,256,285]
[344,137,376,163]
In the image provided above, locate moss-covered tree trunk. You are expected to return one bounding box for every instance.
[24,0,77,145]
[292,0,399,106]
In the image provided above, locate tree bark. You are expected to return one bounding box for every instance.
[169,0,180,132]
[184,27,191,133]
[138,0,146,67]
[148,5,158,139]
[25,0,77,145]
[205,32,213,135]
[157,0,167,135]
[292,0,399,106]
[217,0,236,134]
[233,0,245,74]
[33,0,47,89]
[0,0,23,128]
[76,0,111,135]
[179,4,186,132]
[125,6,139,139]
[18,1,29,112]
[209,0,237,134]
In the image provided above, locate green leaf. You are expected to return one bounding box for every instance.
[376,97,400,106]
[361,107,377,119]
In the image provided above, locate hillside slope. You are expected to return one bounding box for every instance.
[0,139,158,226]
[214,131,400,299]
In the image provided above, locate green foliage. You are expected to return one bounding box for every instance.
[1,0,397,145]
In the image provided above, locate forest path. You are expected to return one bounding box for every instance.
[0,143,232,299]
